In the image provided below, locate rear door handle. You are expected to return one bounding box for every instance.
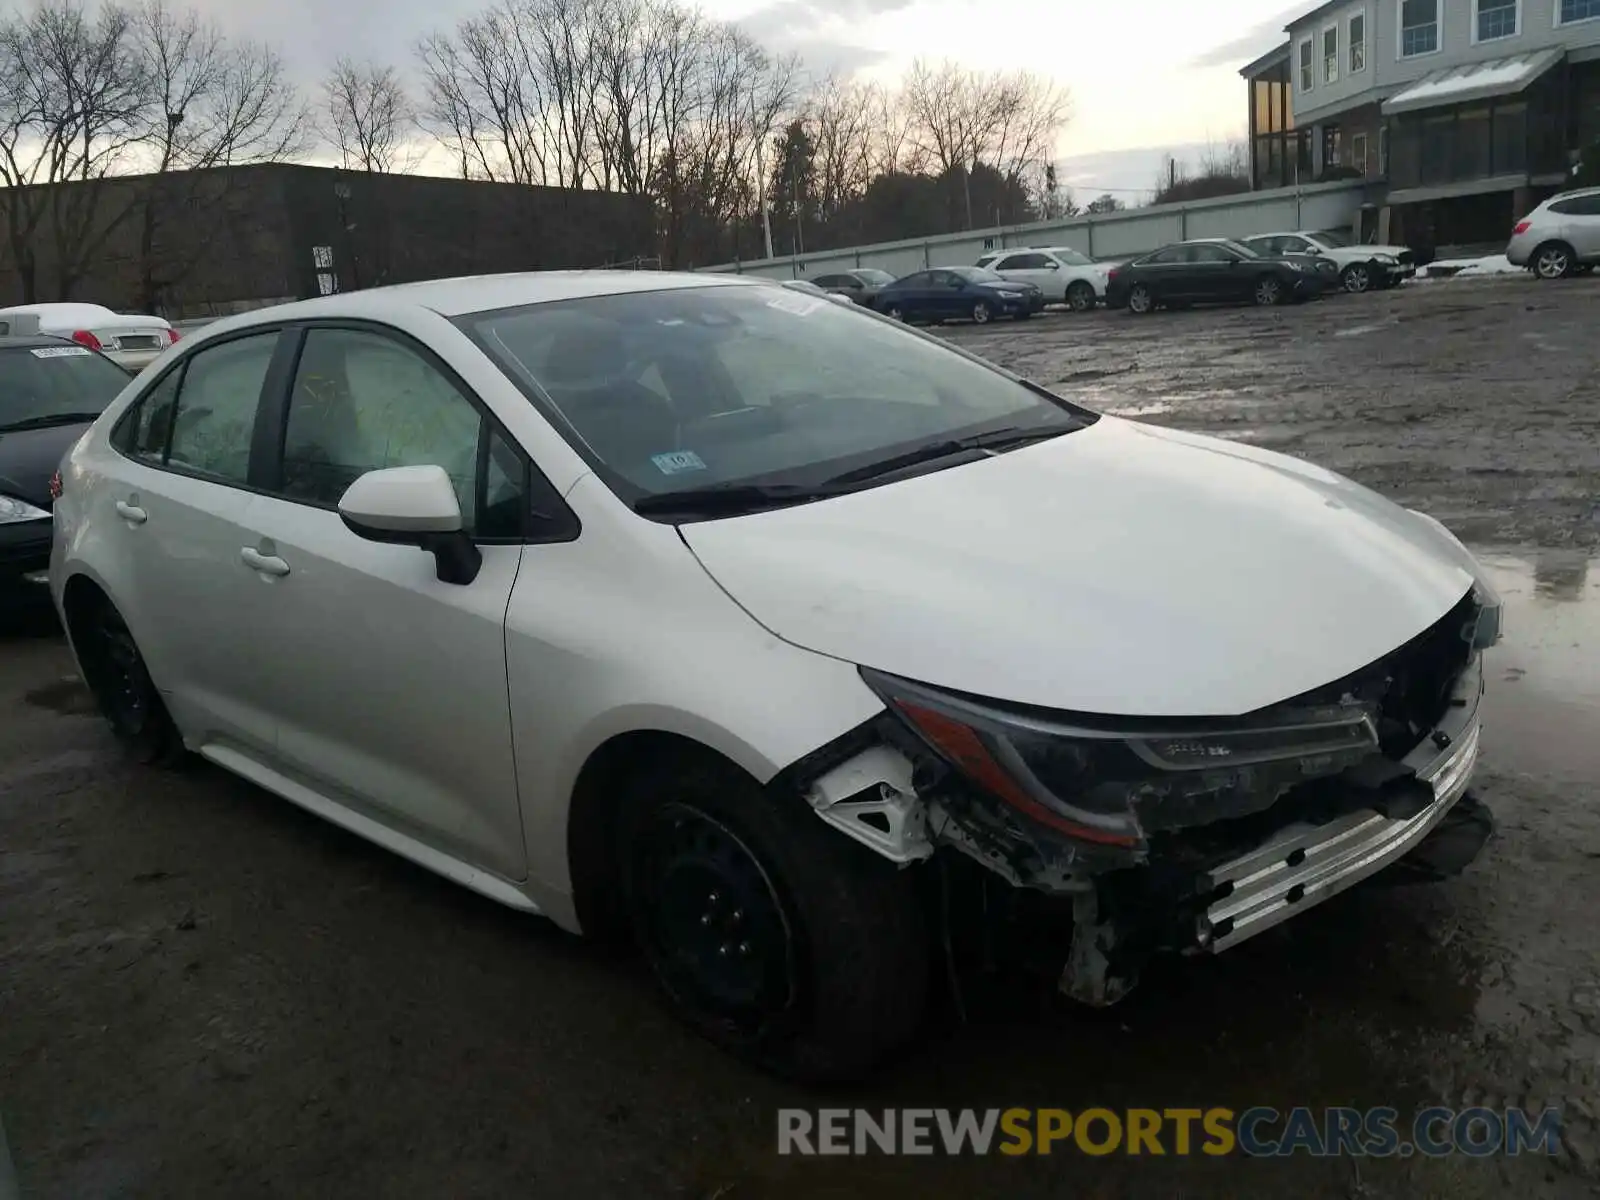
[240,547,290,577]
[114,500,147,525]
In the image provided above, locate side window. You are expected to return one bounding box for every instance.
[1283,236,1313,253]
[1244,238,1272,255]
[164,333,279,484]
[1146,248,1182,264]
[1015,253,1051,269]
[114,366,183,464]
[994,255,1023,271]
[278,327,508,534]
[899,272,929,288]
[1189,245,1231,263]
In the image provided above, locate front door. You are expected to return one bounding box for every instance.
[235,324,530,880]
[993,253,1061,299]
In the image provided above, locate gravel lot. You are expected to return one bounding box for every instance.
[3,275,1599,1199]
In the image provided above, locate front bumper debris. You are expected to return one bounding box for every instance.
[1199,717,1480,953]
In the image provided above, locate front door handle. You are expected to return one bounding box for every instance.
[115,500,147,525]
[240,547,291,577]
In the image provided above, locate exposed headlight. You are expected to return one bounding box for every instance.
[864,670,1381,848]
[0,494,49,524]
[1373,254,1397,265]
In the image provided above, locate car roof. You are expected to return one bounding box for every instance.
[1548,185,1600,201]
[199,271,760,340]
[0,302,117,319]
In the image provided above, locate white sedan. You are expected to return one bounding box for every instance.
[51,270,1499,1078]
[975,246,1109,310]
[0,302,179,372]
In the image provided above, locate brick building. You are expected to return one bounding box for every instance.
[0,164,655,317]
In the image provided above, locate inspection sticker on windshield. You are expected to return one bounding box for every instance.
[31,346,91,358]
[766,293,825,317]
[651,450,707,475]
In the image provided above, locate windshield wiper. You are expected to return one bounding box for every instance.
[632,481,849,518]
[824,425,1068,486]
[0,412,102,433]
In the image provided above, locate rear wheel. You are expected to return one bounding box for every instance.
[1254,276,1284,306]
[1066,281,1096,312]
[1126,284,1155,315]
[73,596,185,766]
[621,758,929,1081]
[971,300,992,324]
[1532,242,1575,280]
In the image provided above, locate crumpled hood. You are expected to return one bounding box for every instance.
[681,418,1483,718]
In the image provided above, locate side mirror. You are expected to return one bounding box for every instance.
[338,465,482,586]
[1047,261,1061,270]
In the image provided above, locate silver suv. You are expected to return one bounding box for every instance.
[1506,187,1600,279]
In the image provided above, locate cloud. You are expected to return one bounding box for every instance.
[736,0,911,50]
[1187,3,1305,69]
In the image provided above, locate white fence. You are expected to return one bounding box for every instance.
[700,180,1374,279]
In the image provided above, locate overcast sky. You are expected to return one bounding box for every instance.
[198,0,1303,195]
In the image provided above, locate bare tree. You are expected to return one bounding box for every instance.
[126,0,308,310]
[321,57,416,173]
[0,1,146,301]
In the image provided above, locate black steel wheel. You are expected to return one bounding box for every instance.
[619,757,928,1081]
[632,802,797,1037]
[76,598,184,765]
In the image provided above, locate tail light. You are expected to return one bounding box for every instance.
[48,470,63,501]
[70,329,103,351]
[164,327,181,345]
[1512,220,1531,235]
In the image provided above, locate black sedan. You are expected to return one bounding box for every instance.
[1105,238,1330,314]
[1,336,132,613]
[810,268,896,306]
[870,266,1042,324]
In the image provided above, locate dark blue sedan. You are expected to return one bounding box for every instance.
[869,266,1042,325]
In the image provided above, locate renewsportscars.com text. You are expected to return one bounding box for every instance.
[777,1106,1563,1158]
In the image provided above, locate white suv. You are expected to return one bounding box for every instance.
[1242,231,1416,293]
[975,246,1107,310]
[1506,187,1600,279]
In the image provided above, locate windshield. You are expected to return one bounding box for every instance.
[461,285,1093,512]
[950,266,1003,283]
[1048,249,1092,266]
[855,269,894,285]
[0,344,128,430]
[1314,229,1351,248]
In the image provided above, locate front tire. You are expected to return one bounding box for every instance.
[74,597,185,766]
[1066,281,1096,312]
[1254,275,1284,306]
[1341,263,1373,293]
[1532,242,1575,280]
[620,758,929,1081]
[971,300,992,324]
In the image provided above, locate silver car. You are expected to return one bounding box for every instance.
[1506,187,1600,280]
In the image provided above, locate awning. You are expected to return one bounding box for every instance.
[1382,48,1564,116]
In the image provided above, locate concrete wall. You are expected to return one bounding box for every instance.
[700,180,1371,279]
[1291,0,1600,124]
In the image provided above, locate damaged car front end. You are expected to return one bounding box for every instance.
[800,581,1502,1008]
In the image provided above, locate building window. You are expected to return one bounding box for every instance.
[1323,25,1339,83]
[1298,38,1314,91]
[1378,125,1389,176]
[1351,131,1369,174]
[1401,0,1439,55]
[1559,0,1600,22]
[1476,0,1518,40]
[1323,125,1343,168]
[1349,12,1367,71]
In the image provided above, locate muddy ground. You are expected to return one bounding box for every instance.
[3,275,1600,1199]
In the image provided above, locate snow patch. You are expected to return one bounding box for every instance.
[1417,255,1525,280]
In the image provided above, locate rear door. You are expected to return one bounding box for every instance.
[1186,244,1245,300]
[101,328,290,757]
[223,322,537,880]
[1558,194,1600,259]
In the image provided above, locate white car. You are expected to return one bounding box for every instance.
[51,271,1500,1078]
[975,246,1108,311]
[0,302,179,372]
[1242,231,1416,293]
[1505,187,1600,279]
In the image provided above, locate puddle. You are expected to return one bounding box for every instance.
[1334,321,1396,338]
